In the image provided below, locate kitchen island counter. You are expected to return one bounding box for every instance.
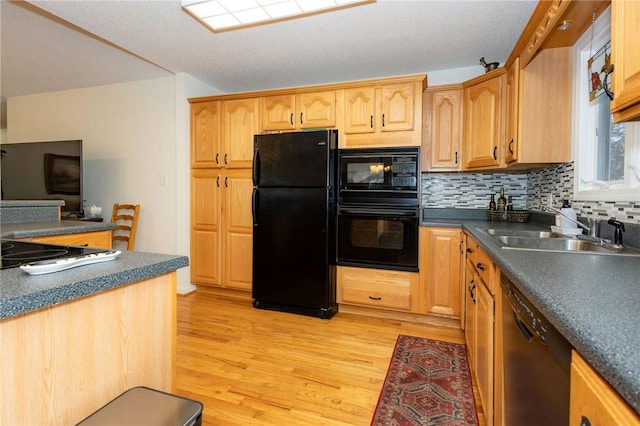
[1,218,116,239]
[1,249,188,319]
[420,209,640,416]
[0,247,189,425]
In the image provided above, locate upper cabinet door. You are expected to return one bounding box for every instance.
[380,83,415,132]
[298,91,336,129]
[610,0,640,122]
[222,98,259,169]
[504,59,520,164]
[344,87,376,134]
[191,101,221,168]
[261,95,296,131]
[423,86,463,171]
[463,73,504,169]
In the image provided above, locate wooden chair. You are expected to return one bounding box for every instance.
[110,203,140,250]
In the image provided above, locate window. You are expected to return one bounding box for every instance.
[573,6,640,202]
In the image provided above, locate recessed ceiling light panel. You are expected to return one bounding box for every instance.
[182,0,375,32]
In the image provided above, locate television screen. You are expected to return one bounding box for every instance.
[1,140,83,216]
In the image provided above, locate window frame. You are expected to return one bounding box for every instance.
[572,6,640,202]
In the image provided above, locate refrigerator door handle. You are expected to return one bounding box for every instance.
[252,149,260,186]
[252,188,259,226]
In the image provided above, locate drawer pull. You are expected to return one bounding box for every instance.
[466,248,474,253]
[477,263,486,271]
[368,296,382,301]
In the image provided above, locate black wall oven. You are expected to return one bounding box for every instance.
[336,147,420,272]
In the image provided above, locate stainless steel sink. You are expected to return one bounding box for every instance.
[486,229,561,238]
[495,235,640,257]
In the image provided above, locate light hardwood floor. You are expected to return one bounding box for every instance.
[176,289,484,426]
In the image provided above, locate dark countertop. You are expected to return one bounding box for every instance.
[0,250,189,320]
[1,220,116,239]
[421,210,640,415]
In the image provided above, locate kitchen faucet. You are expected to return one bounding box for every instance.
[543,205,591,233]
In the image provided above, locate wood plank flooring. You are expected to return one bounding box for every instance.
[176,289,484,425]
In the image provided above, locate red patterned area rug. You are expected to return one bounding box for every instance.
[371,335,479,426]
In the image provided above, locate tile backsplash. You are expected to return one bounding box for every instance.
[421,162,640,224]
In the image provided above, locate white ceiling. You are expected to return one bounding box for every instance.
[1,0,538,127]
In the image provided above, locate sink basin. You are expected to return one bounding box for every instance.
[486,229,561,238]
[496,235,640,257]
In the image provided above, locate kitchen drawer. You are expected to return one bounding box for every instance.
[474,246,494,295]
[337,266,417,311]
[24,230,113,249]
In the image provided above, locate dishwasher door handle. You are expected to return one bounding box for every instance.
[513,312,534,342]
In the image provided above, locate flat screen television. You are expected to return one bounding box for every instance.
[1,140,84,217]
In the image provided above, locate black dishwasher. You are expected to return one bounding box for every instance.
[501,273,572,425]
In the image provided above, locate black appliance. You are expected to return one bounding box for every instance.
[0,239,107,270]
[252,130,338,319]
[337,204,419,271]
[338,146,419,205]
[336,146,420,272]
[0,140,84,217]
[501,273,571,425]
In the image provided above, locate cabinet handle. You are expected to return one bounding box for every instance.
[368,296,382,301]
[224,153,228,165]
[224,176,228,187]
[216,176,220,187]
[290,113,294,126]
[508,139,514,154]
[493,146,498,160]
[382,114,385,127]
[215,153,219,165]
[370,115,373,128]
[455,151,458,164]
[300,112,303,125]
[466,248,474,253]
[603,63,615,101]
[580,416,592,426]
[469,280,476,303]
[477,263,486,271]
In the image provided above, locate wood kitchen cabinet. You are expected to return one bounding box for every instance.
[260,91,336,131]
[337,266,419,312]
[190,168,252,290]
[464,234,496,425]
[463,69,505,170]
[26,230,112,249]
[343,78,424,148]
[419,227,462,319]
[190,100,221,168]
[610,0,640,122]
[422,85,463,171]
[570,350,640,426]
[505,49,572,167]
[221,98,259,169]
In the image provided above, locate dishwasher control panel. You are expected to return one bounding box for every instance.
[503,278,549,343]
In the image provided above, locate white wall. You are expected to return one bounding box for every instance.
[5,74,223,294]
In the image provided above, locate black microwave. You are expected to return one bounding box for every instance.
[338,147,420,205]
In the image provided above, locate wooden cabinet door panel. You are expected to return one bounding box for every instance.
[464,75,503,169]
[476,281,494,425]
[191,169,221,285]
[504,60,519,164]
[611,0,640,121]
[221,169,253,290]
[344,87,376,134]
[222,98,258,168]
[428,88,462,170]
[191,101,221,168]
[299,91,336,128]
[381,83,415,132]
[261,95,296,131]
[422,227,462,318]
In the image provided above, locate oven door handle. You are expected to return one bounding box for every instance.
[339,208,418,217]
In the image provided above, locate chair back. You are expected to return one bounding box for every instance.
[111,203,140,250]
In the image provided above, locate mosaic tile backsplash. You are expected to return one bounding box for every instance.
[421,162,640,224]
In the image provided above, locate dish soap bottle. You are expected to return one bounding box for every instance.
[489,194,496,211]
[560,200,577,229]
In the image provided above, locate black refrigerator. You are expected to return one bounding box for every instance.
[252,129,338,319]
